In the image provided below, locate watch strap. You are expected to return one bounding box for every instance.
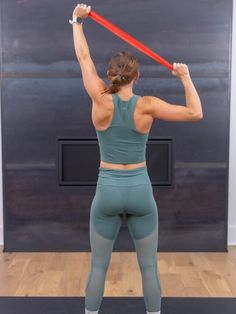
[69,16,84,25]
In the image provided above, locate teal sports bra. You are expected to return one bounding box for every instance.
[95,93,150,164]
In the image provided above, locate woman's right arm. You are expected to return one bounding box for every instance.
[143,63,203,122]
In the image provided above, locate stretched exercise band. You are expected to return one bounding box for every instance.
[88,10,173,72]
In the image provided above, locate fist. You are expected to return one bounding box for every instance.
[73,3,91,19]
[172,62,190,78]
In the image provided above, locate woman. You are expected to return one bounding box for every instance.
[70,4,203,314]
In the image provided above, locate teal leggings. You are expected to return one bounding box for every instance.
[85,166,162,313]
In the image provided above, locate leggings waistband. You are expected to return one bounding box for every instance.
[99,165,147,175]
[97,166,150,186]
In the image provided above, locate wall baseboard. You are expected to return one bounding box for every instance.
[0,224,235,247]
[228,225,236,245]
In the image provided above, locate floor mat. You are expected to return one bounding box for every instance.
[0,296,235,314]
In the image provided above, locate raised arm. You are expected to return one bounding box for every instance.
[70,4,107,102]
[144,63,203,122]
[71,4,91,59]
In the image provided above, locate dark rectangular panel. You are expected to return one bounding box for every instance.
[58,138,174,186]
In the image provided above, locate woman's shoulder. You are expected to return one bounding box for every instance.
[136,95,153,113]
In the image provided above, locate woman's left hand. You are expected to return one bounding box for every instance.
[72,3,91,19]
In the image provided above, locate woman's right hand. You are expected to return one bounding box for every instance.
[172,62,190,79]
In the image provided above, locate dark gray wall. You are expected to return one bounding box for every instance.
[0,0,233,251]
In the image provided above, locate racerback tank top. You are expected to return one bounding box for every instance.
[95,93,149,164]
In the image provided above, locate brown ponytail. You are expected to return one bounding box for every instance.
[101,51,140,95]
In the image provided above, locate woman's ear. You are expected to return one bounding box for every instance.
[135,71,140,82]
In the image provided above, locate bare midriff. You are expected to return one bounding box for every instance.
[100,160,146,170]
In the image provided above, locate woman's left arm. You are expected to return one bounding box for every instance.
[71,4,107,102]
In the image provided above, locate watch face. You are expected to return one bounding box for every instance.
[76,16,83,23]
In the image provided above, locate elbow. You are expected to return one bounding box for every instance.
[188,107,203,121]
[199,113,203,120]
[192,112,203,121]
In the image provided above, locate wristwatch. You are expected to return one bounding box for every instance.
[69,16,84,25]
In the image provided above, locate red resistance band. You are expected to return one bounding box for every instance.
[88,10,173,72]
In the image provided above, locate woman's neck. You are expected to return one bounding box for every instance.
[116,91,134,101]
[116,87,134,99]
